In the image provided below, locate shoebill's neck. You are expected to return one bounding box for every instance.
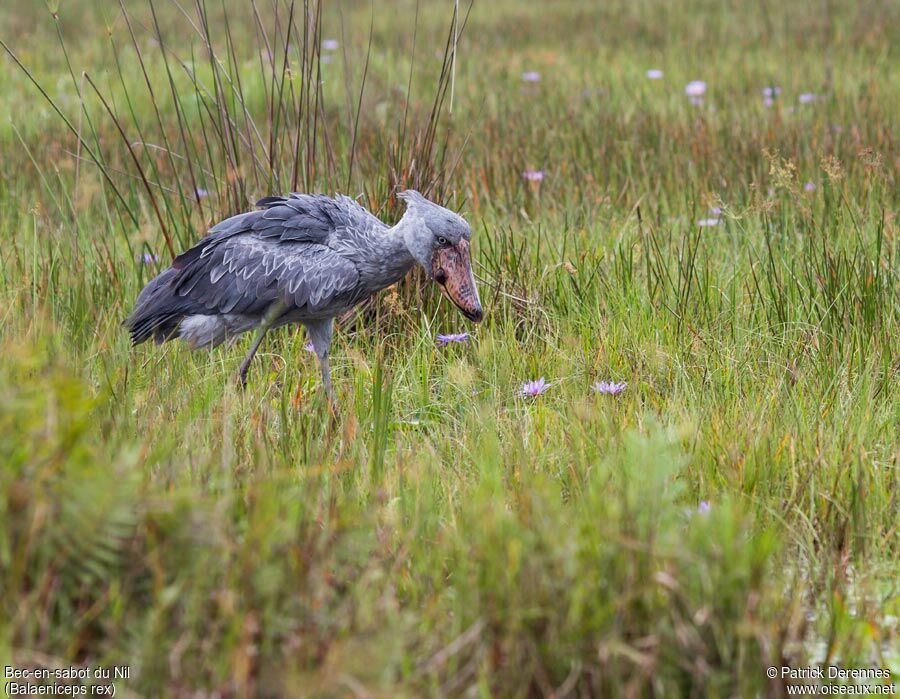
[356,217,418,294]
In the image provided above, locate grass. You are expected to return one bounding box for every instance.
[0,0,898,696]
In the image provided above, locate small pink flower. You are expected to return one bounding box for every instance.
[685,80,707,97]
[804,182,816,192]
[698,501,711,514]
[798,92,817,104]
[646,69,664,80]
[593,381,627,396]
[521,71,541,82]
[436,332,470,346]
[523,170,545,182]
[697,218,720,227]
[684,80,707,106]
[322,39,339,51]
[521,377,550,397]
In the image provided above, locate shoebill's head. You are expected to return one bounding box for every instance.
[398,190,483,323]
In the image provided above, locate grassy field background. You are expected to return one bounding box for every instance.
[0,1,898,696]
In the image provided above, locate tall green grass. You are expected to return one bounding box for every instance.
[0,0,897,696]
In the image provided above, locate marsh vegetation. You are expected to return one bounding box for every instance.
[0,1,897,695]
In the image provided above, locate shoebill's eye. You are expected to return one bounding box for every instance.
[437,236,449,246]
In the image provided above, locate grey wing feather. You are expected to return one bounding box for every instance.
[128,194,374,345]
[172,194,366,316]
[175,237,359,316]
[172,194,340,270]
[265,193,388,239]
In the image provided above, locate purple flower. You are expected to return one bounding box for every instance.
[521,377,550,397]
[684,80,707,106]
[798,92,817,104]
[593,381,627,396]
[804,182,816,192]
[763,86,781,98]
[523,170,544,182]
[138,252,158,265]
[304,341,316,353]
[709,206,723,216]
[646,69,664,80]
[697,218,720,227]
[763,96,775,108]
[436,332,470,346]
[521,71,541,82]
[322,39,339,51]
[698,501,711,514]
[685,80,707,97]
[195,188,210,199]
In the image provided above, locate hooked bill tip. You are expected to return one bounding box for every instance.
[464,307,484,323]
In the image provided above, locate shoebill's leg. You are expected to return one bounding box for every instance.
[236,301,285,389]
[305,318,335,402]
